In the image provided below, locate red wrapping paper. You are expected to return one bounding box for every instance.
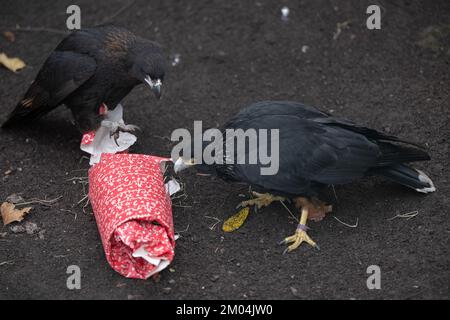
[89,153,175,279]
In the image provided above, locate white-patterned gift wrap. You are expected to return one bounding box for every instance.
[89,153,174,279]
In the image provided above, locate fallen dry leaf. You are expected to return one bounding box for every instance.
[0,52,26,72]
[3,31,15,42]
[222,207,250,232]
[1,202,32,225]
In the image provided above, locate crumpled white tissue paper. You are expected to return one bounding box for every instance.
[80,104,137,165]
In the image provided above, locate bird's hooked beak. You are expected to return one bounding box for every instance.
[174,157,196,173]
[144,75,162,99]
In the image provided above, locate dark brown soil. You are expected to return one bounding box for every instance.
[0,0,449,299]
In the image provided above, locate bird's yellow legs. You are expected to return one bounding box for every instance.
[227,193,332,253]
[236,191,285,209]
[281,197,332,253]
[281,206,319,253]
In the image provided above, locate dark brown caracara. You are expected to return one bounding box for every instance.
[2,25,166,135]
[174,101,435,253]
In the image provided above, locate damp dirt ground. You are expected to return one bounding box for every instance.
[0,0,449,299]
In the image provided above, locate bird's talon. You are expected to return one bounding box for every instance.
[110,124,140,144]
[237,193,285,210]
[281,230,317,252]
[109,130,121,146]
[235,202,245,209]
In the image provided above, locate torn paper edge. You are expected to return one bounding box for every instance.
[80,104,137,165]
[132,246,171,278]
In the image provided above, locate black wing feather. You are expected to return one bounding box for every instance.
[225,114,380,196]
[221,101,430,196]
[2,51,96,127]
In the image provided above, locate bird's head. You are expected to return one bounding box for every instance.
[173,157,217,176]
[129,42,166,99]
[173,134,211,174]
[173,131,223,175]
[173,157,196,174]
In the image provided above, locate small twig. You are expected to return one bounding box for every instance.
[280,200,299,222]
[195,173,212,177]
[171,193,187,201]
[333,20,352,40]
[81,182,87,196]
[15,196,62,207]
[3,0,136,36]
[172,204,192,208]
[79,156,90,164]
[8,26,68,35]
[60,209,78,220]
[388,211,419,221]
[65,176,88,182]
[0,261,13,266]
[53,255,69,259]
[82,198,91,215]
[333,216,359,228]
[96,0,136,26]
[331,184,338,201]
[162,163,170,178]
[77,195,88,206]
[205,216,222,230]
[152,135,171,142]
[175,223,190,235]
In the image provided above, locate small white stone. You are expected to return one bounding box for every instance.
[281,6,289,21]
[301,45,310,53]
[172,54,181,67]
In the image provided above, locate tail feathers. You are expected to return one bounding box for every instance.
[374,164,436,193]
[376,142,430,166]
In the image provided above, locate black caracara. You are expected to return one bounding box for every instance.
[174,101,435,253]
[2,25,166,137]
